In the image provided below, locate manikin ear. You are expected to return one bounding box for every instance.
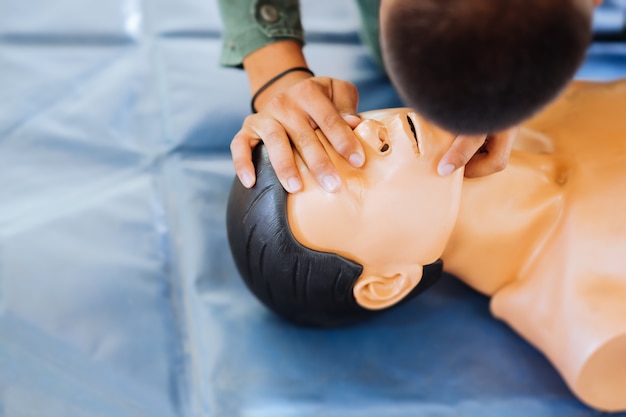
[353,264,423,310]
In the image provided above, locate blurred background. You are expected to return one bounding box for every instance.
[0,1,625,416]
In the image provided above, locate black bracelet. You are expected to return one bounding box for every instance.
[250,66,315,113]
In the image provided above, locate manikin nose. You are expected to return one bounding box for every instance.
[354,120,390,155]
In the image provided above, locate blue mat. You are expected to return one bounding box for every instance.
[1,1,625,416]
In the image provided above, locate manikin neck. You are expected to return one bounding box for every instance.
[441,133,566,296]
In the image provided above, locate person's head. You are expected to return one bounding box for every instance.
[379,0,594,134]
[227,109,462,326]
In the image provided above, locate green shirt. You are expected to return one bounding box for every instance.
[217,0,383,69]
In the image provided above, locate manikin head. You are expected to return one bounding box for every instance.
[227,110,463,326]
[379,0,594,134]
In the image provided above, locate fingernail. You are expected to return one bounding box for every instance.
[241,172,255,188]
[349,153,364,167]
[321,175,340,193]
[343,114,361,126]
[438,163,455,177]
[287,177,302,193]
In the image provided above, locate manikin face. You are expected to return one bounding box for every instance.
[287,109,464,310]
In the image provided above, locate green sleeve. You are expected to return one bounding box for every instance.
[217,0,305,67]
[355,0,384,70]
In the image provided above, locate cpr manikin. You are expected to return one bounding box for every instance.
[227,79,626,411]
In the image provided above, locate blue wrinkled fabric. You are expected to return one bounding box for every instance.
[0,0,625,416]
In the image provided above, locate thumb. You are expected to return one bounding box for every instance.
[437,134,486,176]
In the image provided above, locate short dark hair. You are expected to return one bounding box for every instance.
[226,144,443,327]
[380,0,593,134]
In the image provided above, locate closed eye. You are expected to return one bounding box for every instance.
[406,115,418,145]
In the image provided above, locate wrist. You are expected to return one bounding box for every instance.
[251,67,315,112]
[243,40,308,87]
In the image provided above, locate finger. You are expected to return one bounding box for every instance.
[464,126,518,178]
[255,119,304,193]
[331,79,362,129]
[298,79,366,168]
[265,89,342,193]
[437,134,487,176]
[331,80,365,164]
[245,115,304,193]
[230,129,259,188]
[278,108,341,193]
